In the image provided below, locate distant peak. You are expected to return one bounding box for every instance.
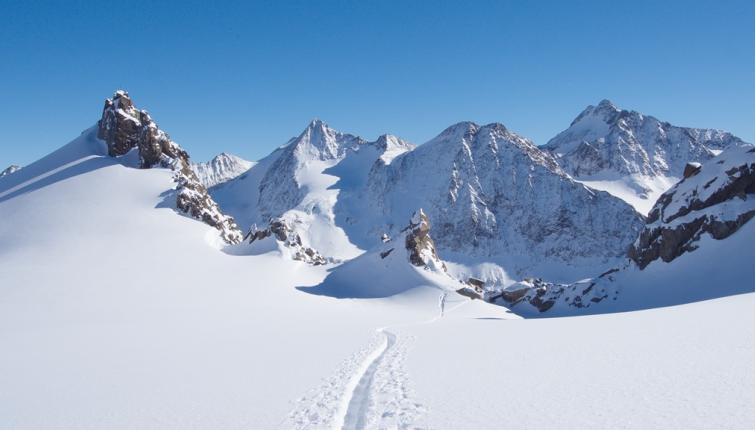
[570,99,622,126]
[439,121,479,137]
[307,118,327,129]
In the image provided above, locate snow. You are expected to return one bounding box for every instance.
[190,153,254,188]
[545,100,748,213]
[576,172,679,215]
[1,114,754,429]
[402,292,755,429]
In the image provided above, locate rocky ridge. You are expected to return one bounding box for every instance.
[97,90,242,244]
[628,145,755,268]
[545,99,746,178]
[245,218,333,265]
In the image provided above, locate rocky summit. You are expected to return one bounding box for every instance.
[97,90,243,244]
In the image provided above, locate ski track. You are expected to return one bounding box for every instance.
[287,295,468,429]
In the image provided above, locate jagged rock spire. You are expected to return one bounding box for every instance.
[96,90,243,244]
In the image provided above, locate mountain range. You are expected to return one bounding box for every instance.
[1,90,752,313]
[2,90,754,429]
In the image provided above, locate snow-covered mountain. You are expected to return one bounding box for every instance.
[545,100,748,214]
[498,144,755,315]
[211,119,644,280]
[211,119,414,260]
[357,121,645,280]
[191,153,254,188]
[1,165,21,177]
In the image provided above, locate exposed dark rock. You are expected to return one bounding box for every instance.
[630,146,755,269]
[97,90,242,244]
[467,277,485,294]
[403,209,446,271]
[683,162,701,178]
[245,218,332,265]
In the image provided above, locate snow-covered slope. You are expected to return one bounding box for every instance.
[0,142,457,428]
[191,153,254,188]
[1,164,21,177]
[358,121,645,281]
[545,100,748,214]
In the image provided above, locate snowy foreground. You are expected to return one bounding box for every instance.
[1,135,754,429]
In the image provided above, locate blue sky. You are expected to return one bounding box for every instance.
[1,0,754,167]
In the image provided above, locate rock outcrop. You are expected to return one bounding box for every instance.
[97,90,243,244]
[629,145,755,269]
[245,218,331,265]
[403,209,446,271]
[493,267,622,313]
[0,165,21,178]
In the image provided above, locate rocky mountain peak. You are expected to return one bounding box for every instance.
[546,100,748,213]
[97,90,243,244]
[293,119,364,161]
[569,99,621,126]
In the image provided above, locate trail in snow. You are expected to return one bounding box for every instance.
[287,294,469,429]
[341,329,396,430]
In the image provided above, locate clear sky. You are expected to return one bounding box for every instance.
[1,0,754,168]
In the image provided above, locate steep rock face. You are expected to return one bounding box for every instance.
[628,145,755,269]
[97,90,189,168]
[545,99,746,178]
[244,218,331,265]
[97,91,243,244]
[1,165,21,177]
[191,153,254,188]
[366,121,644,278]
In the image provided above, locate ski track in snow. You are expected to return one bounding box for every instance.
[287,329,426,430]
[287,298,469,429]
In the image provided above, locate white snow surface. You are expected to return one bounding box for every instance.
[576,172,679,215]
[1,126,755,429]
[190,152,254,188]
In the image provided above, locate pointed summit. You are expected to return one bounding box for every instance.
[290,119,364,161]
[570,99,621,126]
[546,99,748,214]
